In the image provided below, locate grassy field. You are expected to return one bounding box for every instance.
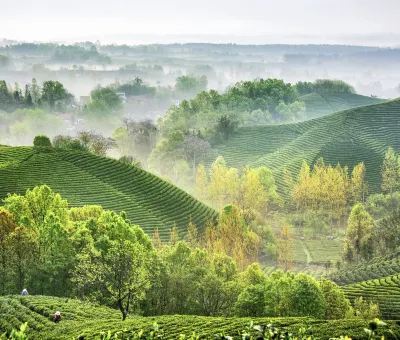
[1,296,399,339]
[301,92,385,120]
[211,99,400,193]
[0,146,217,241]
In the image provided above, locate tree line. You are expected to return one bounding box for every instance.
[0,79,74,113]
[0,185,377,321]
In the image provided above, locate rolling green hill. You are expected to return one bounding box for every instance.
[1,296,399,339]
[301,92,385,119]
[212,99,400,193]
[0,146,216,241]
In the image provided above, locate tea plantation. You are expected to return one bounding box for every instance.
[342,273,400,320]
[212,99,400,193]
[0,146,217,241]
[329,252,400,286]
[1,296,399,339]
[301,92,385,120]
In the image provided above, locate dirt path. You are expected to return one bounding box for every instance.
[300,240,312,264]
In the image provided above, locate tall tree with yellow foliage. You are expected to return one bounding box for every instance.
[238,167,266,213]
[152,228,163,249]
[208,157,240,209]
[351,162,367,204]
[185,217,199,248]
[292,160,312,212]
[381,147,399,211]
[169,225,180,247]
[208,156,229,209]
[195,163,208,201]
[276,224,294,270]
[203,205,261,269]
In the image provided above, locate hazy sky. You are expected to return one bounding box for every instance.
[2,0,400,44]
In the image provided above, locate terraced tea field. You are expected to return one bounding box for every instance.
[342,274,400,320]
[304,239,342,265]
[212,99,400,193]
[0,147,217,241]
[1,296,399,339]
[329,252,400,286]
[301,92,385,119]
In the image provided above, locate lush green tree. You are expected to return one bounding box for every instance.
[303,212,328,238]
[366,192,400,220]
[313,79,355,94]
[0,80,13,112]
[36,213,74,295]
[234,284,266,317]
[195,254,240,316]
[148,131,186,181]
[294,81,315,95]
[73,212,154,320]
[0,210,17,294]
[53,135,88,152]
[275,100,306,122]
[8,226,38,292]
[122,118,159,165]
[3,185,69,228]
[290,273,326,318]
[264,270,294,316]
[175,75,208,94]
[69,205,104,222]
[240,262,267,286]
[113,77,155,97]
[87,87,122,115]
[343,203,374,264]
[320,278,353,319]
[216,115,237,141]
[41,80,72,111]
[257,167,279,203]
[354,297,380,319]
[374,209,400,256]
[159,78,300,141]
[30,78,41,103]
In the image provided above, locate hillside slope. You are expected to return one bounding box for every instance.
[0,147,216,240]
[1,296,399,339]
[301,92,385,119]
[213,99,400,193]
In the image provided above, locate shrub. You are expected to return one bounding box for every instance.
[33,135,52,148]
[52,135,88,151]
